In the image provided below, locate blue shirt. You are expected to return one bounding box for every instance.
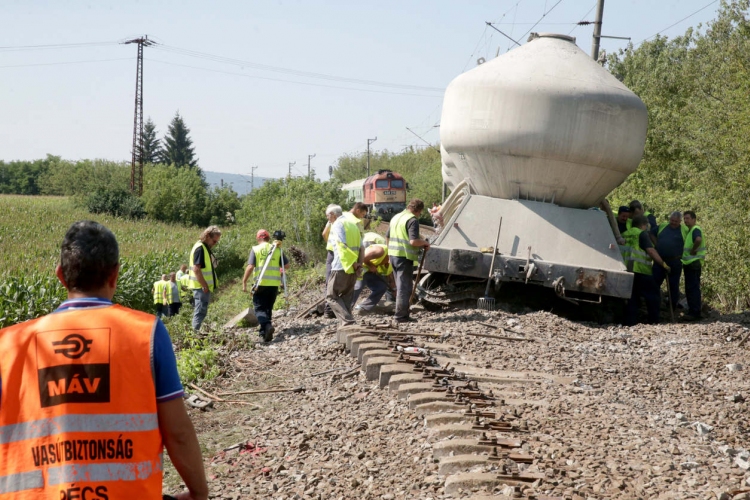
[0,298,184,409]
[653,225,685,260]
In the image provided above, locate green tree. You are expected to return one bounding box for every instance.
[161,112,199,170]
[141,117,162,164]
[142,164,207,225]
[202,185,242,226]
[39,158,130,196]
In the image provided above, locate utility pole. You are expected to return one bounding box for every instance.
[251,165,258,191]
[123,35,154,196]
[307,154,316,179]
[590,0,605,61]
[288,161,296,179]
[367,137,377,177]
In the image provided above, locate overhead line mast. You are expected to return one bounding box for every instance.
[123,35,155,195]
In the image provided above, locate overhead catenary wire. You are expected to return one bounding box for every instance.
[0,41,120,51]
[518,0,566,42]
[636,0,719,45]
[145,57,443,98]
[153,44,443,93]
[0,57,132,68]
[568,3,597,35]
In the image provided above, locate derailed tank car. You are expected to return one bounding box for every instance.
[420,33,648,305]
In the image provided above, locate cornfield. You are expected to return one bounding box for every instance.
[0,195,244,327]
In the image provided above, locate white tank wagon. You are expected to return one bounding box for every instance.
[421,33,648,303]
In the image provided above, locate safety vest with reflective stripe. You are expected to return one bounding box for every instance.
[253,242,282,287]
[370,244,393,276]
[362,232,385,249]
[0,305,163,499]
[625,228,653,276]
[325,222,335,252]
[165,281,180,305]
[342,211,364,237]
[337,217,361,274]
[188,241,217,291]
[682,225,706,266]
[388,210,418,262]
[152,279,167,305]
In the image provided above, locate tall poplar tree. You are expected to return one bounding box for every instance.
[161,112,198,169]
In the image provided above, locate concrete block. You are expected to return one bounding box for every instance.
[397,382,438,400]
[356,343,389,363]
[429,423,486,439]
[379,363,418,389]
[364,356,399,381]
[361,349,394,368]
[415,401,464,416]
[444,472,509,496]
[388,373,424,393]
[424,412,472,428]
[432,439,523,459]
[439,454,490,475]
[350,338,382,359]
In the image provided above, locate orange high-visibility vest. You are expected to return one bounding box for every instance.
[0,305,164,499]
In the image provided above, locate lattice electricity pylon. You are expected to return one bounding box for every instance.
[123,35,154,195]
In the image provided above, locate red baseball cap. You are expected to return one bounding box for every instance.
[256,229,270,239]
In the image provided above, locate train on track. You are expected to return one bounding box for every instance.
[341,169,407,221]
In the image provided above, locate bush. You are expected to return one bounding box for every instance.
[84,188,145,219]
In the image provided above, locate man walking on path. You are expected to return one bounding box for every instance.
[387,199,431,323]
[189,225,221,331]
[326,207,363,326]
[167,271,182,317]
[153,273,168,318]
[682,210,706,320]
[652,211,685,312]
[242,229,290,342]
[0,220,208,500]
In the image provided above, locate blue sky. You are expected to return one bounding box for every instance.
[1,0,722,180]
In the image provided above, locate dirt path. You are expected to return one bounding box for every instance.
[165,294,750,499]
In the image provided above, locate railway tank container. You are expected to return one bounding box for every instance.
[421,33,648,303]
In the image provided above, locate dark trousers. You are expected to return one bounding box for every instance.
[253,286,278,332]
[624,272,661,326]
[391,256,415,320]
[351,273,389,310]
[155,303,166,319]
[168,302,182,316]
[683,262,702,317]
[652,257,682,308]
[324,250,334,315]
[326,270,357,325]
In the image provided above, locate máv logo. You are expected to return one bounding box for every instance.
[52,333,93,359]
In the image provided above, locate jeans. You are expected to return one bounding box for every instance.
[192,289,211,331]
[326,270,357,325]
[351,273,389,310]
[391,256,415,320]
[652,257,682,308]
[683,262,702,317]
[624,272,661,326]
[253,286,279,332]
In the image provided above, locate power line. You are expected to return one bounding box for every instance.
[0,41,119,51]
[637,0,719,45]
[519,0,566,42]
[0,57,132,69]
[153,44,443,92]
[145,57,443,97]
[569,3,597,35]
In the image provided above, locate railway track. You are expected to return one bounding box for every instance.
[333,319,570,499]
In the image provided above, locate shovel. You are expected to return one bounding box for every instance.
[478,217,503,311]
[409,247,428,305]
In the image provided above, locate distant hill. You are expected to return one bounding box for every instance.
[203,171,271,196]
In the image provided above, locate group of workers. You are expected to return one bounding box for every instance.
[151,265,191,319]
[322,199,430,326]
[611,200,706,326]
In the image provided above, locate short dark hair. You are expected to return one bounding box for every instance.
[632,215,649,228]
[629,200,643,211]
[407,198,424,212]
[684,210,696,219]
[60,221,119,292]
[352,202,368,213]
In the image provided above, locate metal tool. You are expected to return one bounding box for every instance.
[478,217,503,310]
[409,246,428,304]
[665,269,675,322]
[251,241,280,294]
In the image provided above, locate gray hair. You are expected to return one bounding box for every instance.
[669,211,682,219]
[325,204,343,217]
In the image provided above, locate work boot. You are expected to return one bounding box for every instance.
[263,323,275,342]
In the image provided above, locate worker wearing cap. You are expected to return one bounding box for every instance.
[681,210,706,320]
[387,198,430,323]
[243,229,290,342]
[624,215,669,326]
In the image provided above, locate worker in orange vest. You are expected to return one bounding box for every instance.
[0,221,208,500]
